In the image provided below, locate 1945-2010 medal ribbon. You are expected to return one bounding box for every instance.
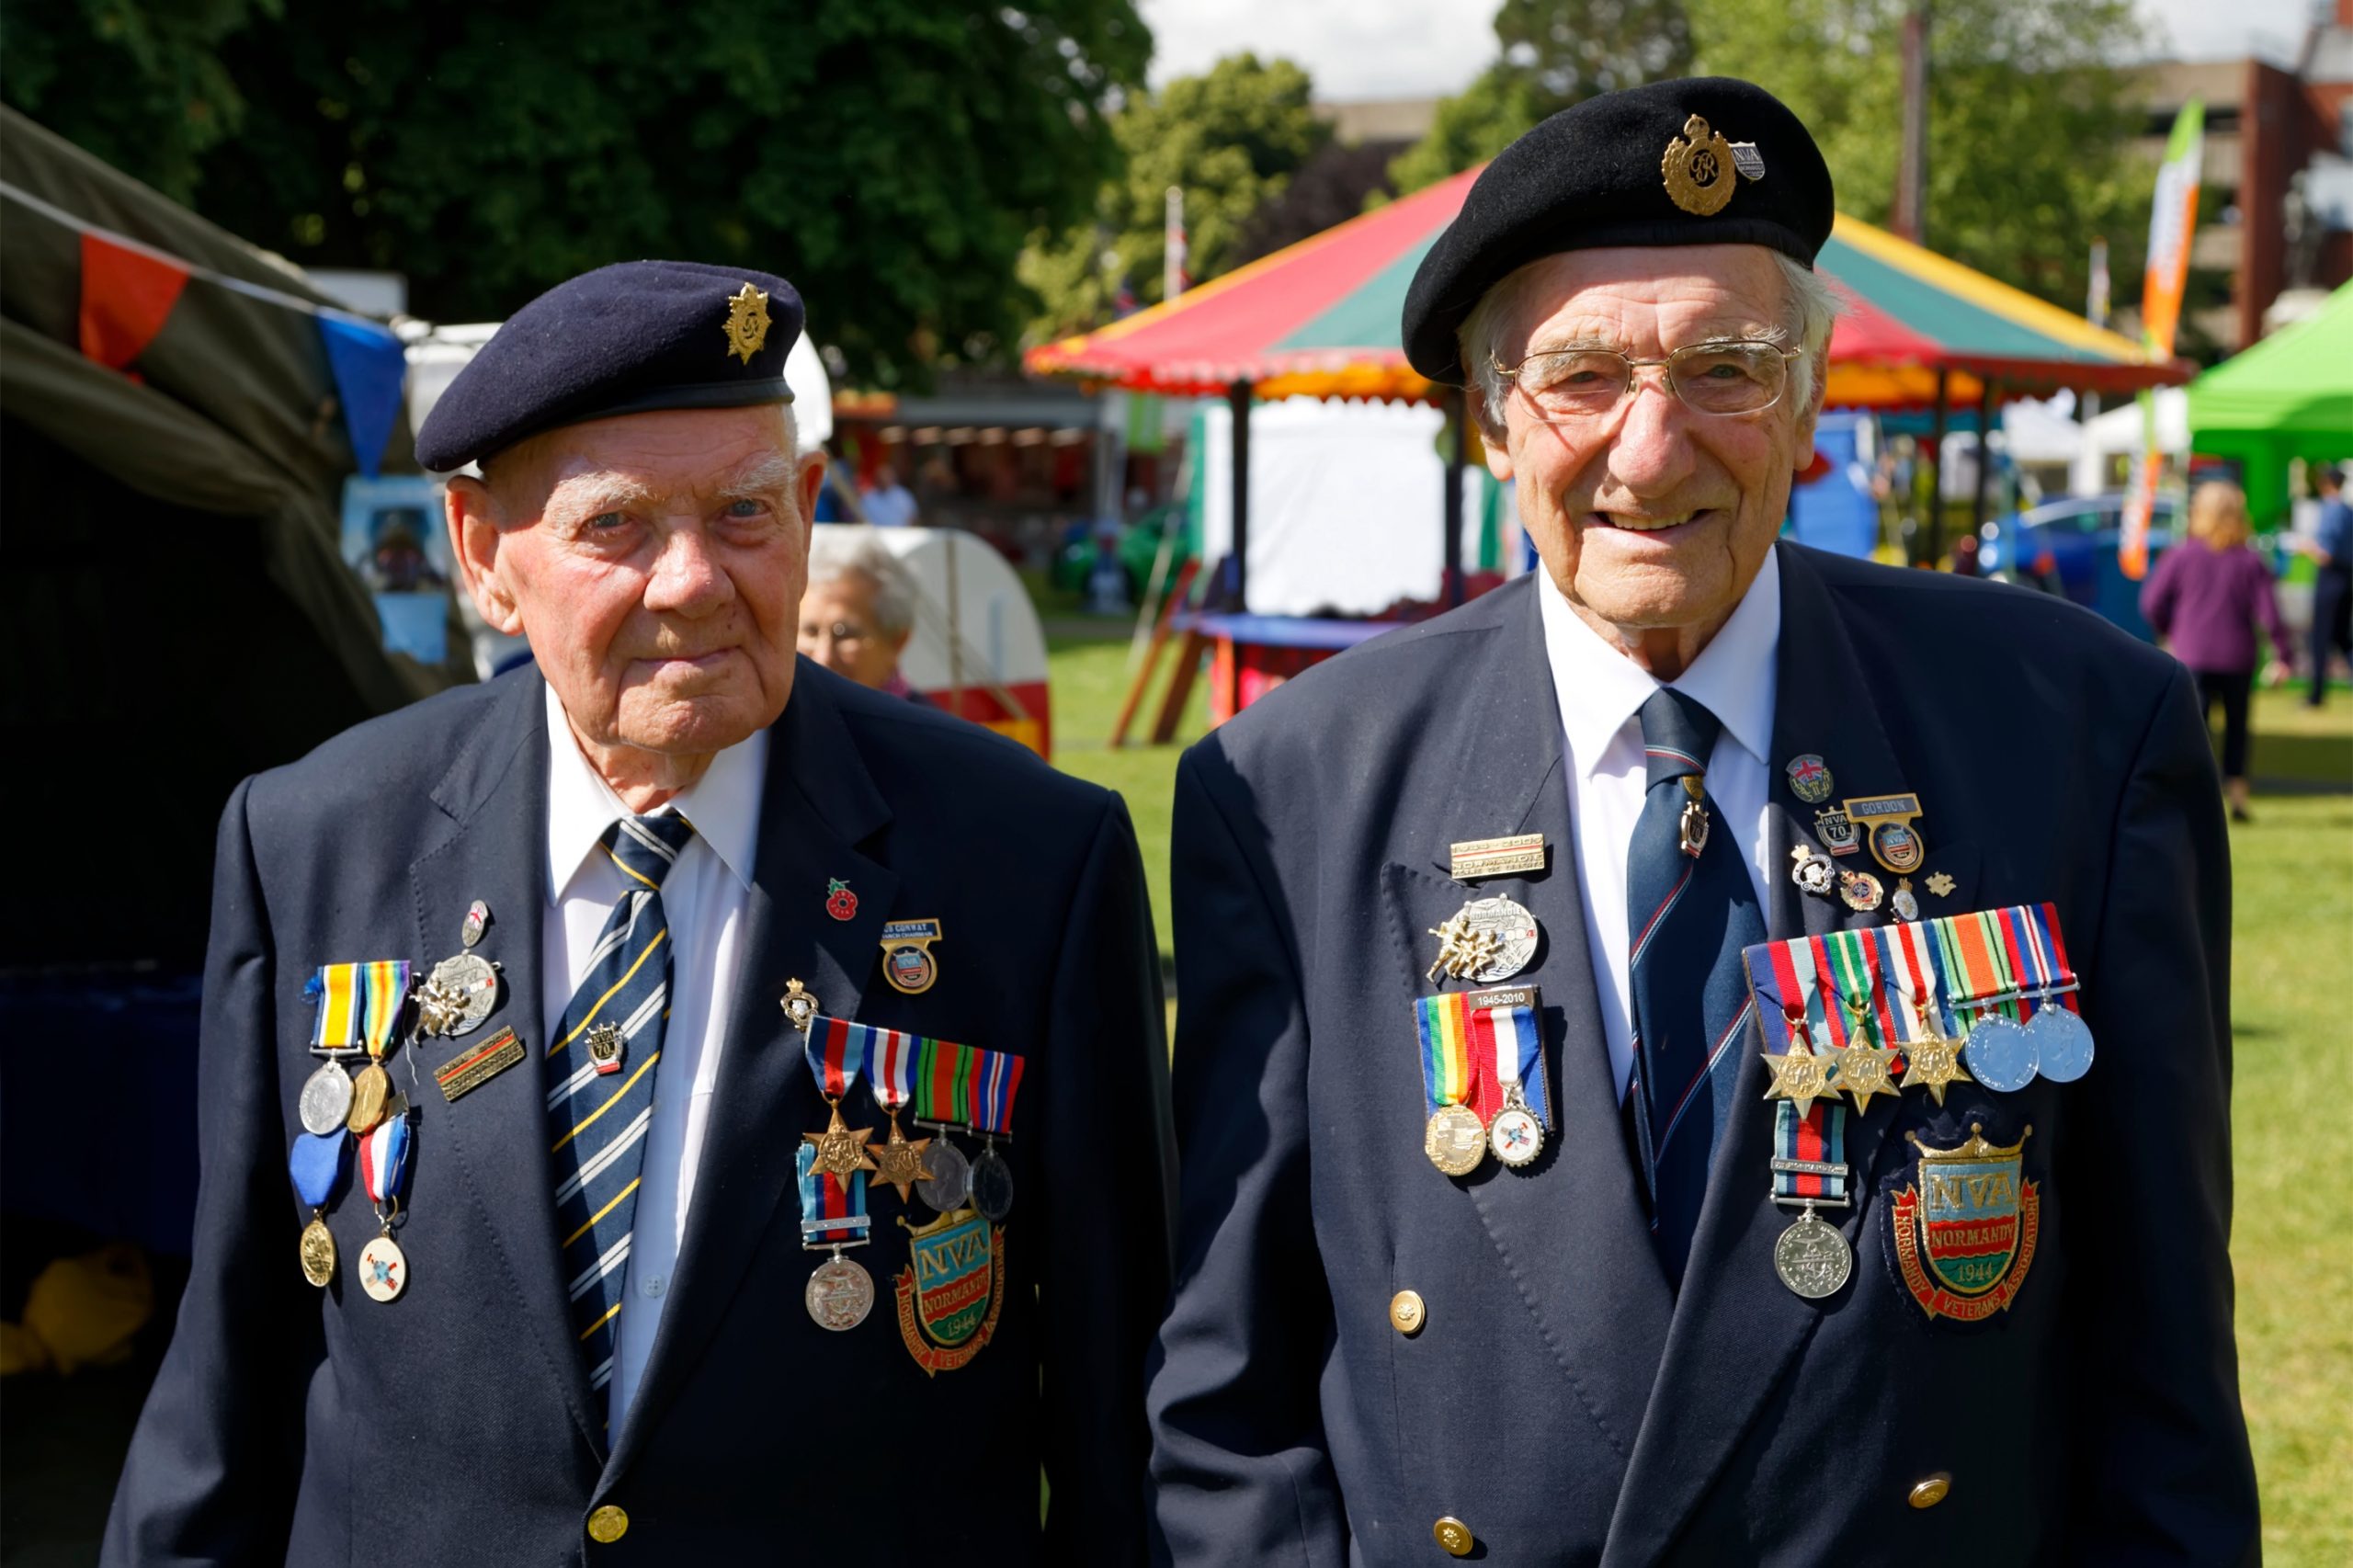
[1414,986,1549,1176]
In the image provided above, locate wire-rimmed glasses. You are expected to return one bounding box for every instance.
[1492,340,1804,423]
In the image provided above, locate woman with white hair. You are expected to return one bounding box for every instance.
[798,527,919,694]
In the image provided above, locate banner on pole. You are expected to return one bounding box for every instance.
[2121,100,2202,580]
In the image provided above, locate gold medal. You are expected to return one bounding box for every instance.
[1424,1104,1488,1176]
[865,1112,937,1203]
[803,1099,877,1181]
[346,1062,391,1134]
[299,1211,335,1289]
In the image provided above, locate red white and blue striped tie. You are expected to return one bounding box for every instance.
[1626,688,1765,1288]
[545,812,695,1420]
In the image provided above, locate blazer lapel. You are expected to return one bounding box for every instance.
[404,671,605,1452]
[1384,579,1673,1462]
[1604,543,1934,1564]
[603,668,898,1480]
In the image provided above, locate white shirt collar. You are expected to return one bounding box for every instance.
[1537,546,1781,774]
[543,678,767,899]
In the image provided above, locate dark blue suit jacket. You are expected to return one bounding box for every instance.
[106,659,1174,1565]
[1148,544,2257,1566]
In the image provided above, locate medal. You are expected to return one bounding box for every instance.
[799,1015,877,1179]
[1836,868,1883,914]
[1788,843,1834,897]
[1773,1203,1853,1300]
[864,1025,936,1203]
[346,1062,392,1134]
[1892,878,1920,923]
[878,918,943,996]
[1768,1099,1852,1301]
[1875,922,1973,1106]
[1841,793,1927,875]
[1756,937,1845,1117]
[1414,989,1484,1175]
[2012,903,2095,1083]
[796,1133,874,1329]
[357,1233,407,1302]
[1426,895,1540,984]
[1423,1106,1487,1176]
[1449,832,1547,881]
[1820,937,1899,1115]
[915,1137,972,1212]
[1760,1013,1836,1117]
[338,960,413,1134]
[806,1252,875,1332]
[969,1143,1016,1222]
[416,951,500,1038]
[1933,909,2040,1092]
[1462,986,1549,1167]
[288,1129,347,1290]
[1784,754,1835,804]
[1746,929,1858,1300]
[299,1061,355,1136]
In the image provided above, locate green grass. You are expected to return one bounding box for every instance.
[1041,642,2353,1558]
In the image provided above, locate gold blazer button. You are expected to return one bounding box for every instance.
[586,1504,630,1542]
[1390,1290,1427,1335]
[1908,1474,1951,1509]
[1433,1516,1474,1556]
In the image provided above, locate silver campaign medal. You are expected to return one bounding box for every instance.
[970,1142,1016,1222]
[915,1137,973,1212]
[1773,1203,1853,1300]
[417,952,501,1038]
[1962,1013,2040,1093]
[299,1061,355,1136]
[2027,1006,2096,1083]
[1426,895,1540,984]
[805,1253,875,1332]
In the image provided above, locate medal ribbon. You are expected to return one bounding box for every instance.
[1874,923,1932,1051]
[1771,1097,1848,1204]
[1802,937,1850,1051]
[1414,993,1478,1118]
[2031,902,2083,1016]
[358,960,411,1061]
[1822,929,1894,1049]
[805,1016,870,1099]
[793,1142,870,1246]
[869,1026,921,1112]
[288,1130,346,1208]
[310,964,362,1051]
[918,1036,973,1124]
[359,1115,412,1206]
[973,1048,1026,1137]
[1468,998,1551,1130]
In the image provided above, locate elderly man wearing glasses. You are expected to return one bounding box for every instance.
[1147,80,2256,1566]
[799,527,921,695]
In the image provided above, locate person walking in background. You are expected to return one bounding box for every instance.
[2304,462,2352,707]
[860,463,919,528]
[2142,480,2290,823]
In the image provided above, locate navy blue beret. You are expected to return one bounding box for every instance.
[1403,78,1835,381]
[415,259,803,472]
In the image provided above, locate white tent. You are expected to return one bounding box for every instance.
[2076,387,2189,494]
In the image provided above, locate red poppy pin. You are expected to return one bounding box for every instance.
[825,879,858,922]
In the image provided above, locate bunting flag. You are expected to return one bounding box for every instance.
[78,232,188,372]
[318,313,408,479]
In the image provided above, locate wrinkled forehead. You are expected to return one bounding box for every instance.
[494,404,798,514]
[1497,243,1792,357]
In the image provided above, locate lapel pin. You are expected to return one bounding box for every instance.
[1841,793,1927,874]
[1837,868,1884,914]
[1789,843,1834,897]
[826,878,859,922]
[1784,754,1835,804]
[460,899,491,949]
[1926,870,1956,899]
[879,918,943,994]
[1892,878,1921,922]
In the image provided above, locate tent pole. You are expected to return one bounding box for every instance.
[1971,379,1996,545]
[1926,368,1950,566]
[1444,387,1467,607]
[1227,380,1252,611]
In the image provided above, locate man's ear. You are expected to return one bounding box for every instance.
[795,449,827,545]
[1469,387,1514,481]
[446,475,523,636]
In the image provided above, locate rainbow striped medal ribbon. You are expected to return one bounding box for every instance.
[1414,990,1488,1176]
[781,982,878,1331]
[347,961,414,1139]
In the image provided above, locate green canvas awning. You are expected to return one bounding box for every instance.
[2188,281,2353,526]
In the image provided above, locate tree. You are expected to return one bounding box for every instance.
[1685,0,2153,313]
[1391,0,1695,193]
[3,0,1149,386]
[1021,52,1328,343]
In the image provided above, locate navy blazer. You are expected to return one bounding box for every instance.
[1148,544,2257,1566]
[106,659,1174,1566]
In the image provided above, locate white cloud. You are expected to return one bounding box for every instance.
[1135,0,2330,104]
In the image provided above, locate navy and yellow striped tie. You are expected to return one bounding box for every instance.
[546,812,695,1415]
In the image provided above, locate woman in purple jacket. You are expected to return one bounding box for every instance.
[2141,480,2290,821]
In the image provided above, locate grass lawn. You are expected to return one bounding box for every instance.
[1047,634,2353,1562]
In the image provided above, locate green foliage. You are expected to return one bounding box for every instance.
[3,0,1149,386]
[1021,52,1329,343]
[1391,0,1694,194]
[0,0,276,200]
[1686,0,2154,312]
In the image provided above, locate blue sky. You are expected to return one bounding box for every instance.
[1138,0,2326,99]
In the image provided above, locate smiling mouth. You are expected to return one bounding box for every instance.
[1591,508,1717,533]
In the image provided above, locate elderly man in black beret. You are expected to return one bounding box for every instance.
[106,261,1173,1566]
[1147,81,2256,1565]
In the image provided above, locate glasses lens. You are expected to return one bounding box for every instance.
[1518,351,1631,418]
[1668,344,1786,414]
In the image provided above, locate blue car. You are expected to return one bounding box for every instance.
[1979,493,2179,640]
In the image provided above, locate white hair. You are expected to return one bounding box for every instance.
[1459,250,1839,437]
[806,528,917,637]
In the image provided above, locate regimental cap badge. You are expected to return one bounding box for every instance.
[1662,114,1765,217]
[722,281,772,365]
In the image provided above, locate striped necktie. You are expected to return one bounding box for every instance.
[1625,688,1766,1288]
[546,812,696,1416]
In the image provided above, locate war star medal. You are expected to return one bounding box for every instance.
[722,281,771,364]
[866,1115,937,1204]
[1761,1016,1839,1118]
[1926,871,1956,899]
[1902,1007,1974,1107]
[1828,1001,1901,1114]
[804,1101,878,1181]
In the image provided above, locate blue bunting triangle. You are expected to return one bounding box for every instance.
[317,313,407,479]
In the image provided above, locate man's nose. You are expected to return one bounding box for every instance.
[1601,373,1696,495]
[643,524,732,611]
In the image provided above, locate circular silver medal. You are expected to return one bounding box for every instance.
[1773,1207,1852,1300]
[422,952,500,1037]
[806,1253,874,1331]
[356,1233,408,1302]
[1962,1015,2039,1093]
[970,1145,1016,1222]
[915,1138,972,1212]
[2027,1006,2095,1083]
[299,1061,355,1136]
[1434,896,1540,983]
[1488,1103,1545,1168]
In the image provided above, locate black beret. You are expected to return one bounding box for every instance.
[1403,78,1835,381]
[415,259,803,472]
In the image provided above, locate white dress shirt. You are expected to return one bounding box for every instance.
[540,680,767,1427]
[1535,550,1782,1101]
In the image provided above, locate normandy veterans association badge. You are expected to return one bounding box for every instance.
[1888,1123,2040,1323]
[893,1208,1006,1376]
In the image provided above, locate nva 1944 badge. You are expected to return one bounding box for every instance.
[894,1208,1006,1375]
[1889,1123,2041,1322]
